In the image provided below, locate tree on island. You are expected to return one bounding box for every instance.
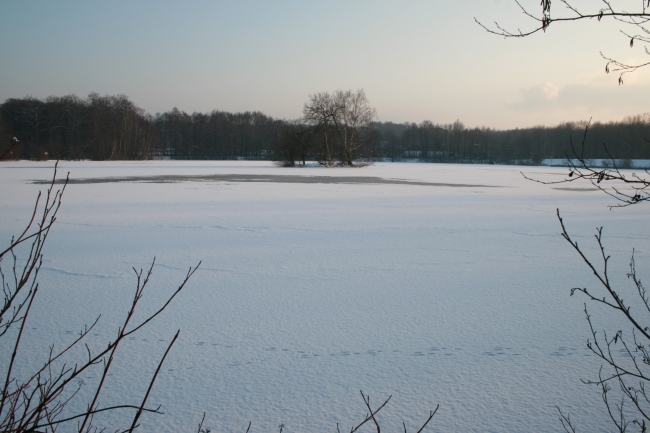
[273,89,378,167]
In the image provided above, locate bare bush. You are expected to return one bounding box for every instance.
[0,162,200,432]
[494,5,650,418]
[0,161,439,432]
[523,124,650,431]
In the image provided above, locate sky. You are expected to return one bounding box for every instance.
[0,0,648,129]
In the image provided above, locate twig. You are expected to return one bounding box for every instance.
[127,330,180,432]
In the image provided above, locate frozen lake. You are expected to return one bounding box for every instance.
[1,161,648,432]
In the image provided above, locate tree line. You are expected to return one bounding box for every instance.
[0,94,156,161]
[376,115,650,164]
[1,93,649,164]
[0,94,279,161]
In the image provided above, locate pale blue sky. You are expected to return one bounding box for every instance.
[1,0,647,128]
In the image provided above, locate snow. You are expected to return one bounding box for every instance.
[541,158,650,169]
[1,160,648,432]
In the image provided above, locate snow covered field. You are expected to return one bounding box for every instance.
[1,161,648,432]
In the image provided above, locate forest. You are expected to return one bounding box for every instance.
[1,93,649,164]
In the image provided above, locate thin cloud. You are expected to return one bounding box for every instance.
[507,80,648,112]
[506,81,559,112]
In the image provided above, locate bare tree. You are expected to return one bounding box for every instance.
[271,121,312,167]
[331,90,377,166]
[302,91,342,166]
[476,0,650,84]
[302,89,377,166]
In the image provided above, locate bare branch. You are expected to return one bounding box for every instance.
[477,1,650,81]
[127,330,179,432]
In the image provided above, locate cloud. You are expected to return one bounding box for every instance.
[502,79,650,127]
[506,81,559,111]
